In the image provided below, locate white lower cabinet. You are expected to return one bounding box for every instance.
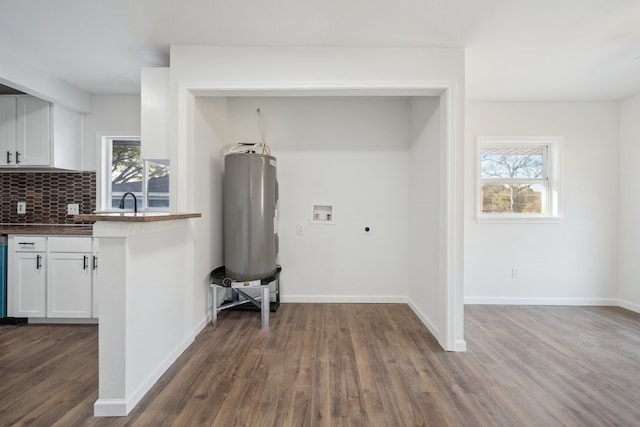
[47,252,92,318]
[11,250,47,317]
[8,235,98,320]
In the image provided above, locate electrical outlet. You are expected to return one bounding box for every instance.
[296,225,304,235]
[67,203,80,215]
[17,202,26,215]
[512,267,520,279]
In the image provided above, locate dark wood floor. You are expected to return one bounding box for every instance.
[2,304,640,426]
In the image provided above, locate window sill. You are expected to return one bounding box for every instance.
[475,215,564,224]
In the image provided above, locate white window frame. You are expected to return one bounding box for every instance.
[476,136,562,223]
[99,136,170,212]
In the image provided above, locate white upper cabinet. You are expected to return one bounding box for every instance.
[0,97,17,165]
[141,67,170,160]
[15,96,51,166]
[0,95,82,169]
[0,97,16,166]
[1,96,20,165]
[1,95,50,166]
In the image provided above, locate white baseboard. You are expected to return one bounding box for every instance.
[454,339,467,352]
[93,399,128,417]
[281,295,408,303]
[28,317,98,325]
[191,315,209,338]
[406,298,440,342]
[405,299,467,352]
[94,332,196,417]
[618,299,640,314]
[464,296,619,306]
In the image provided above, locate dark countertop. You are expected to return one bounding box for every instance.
[73,212,202,223]
[0,224,93,236]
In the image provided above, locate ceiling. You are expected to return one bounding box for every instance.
[0,0,638,101]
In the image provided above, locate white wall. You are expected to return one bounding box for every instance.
[408,97,443,334]
[190,97,227,323]
[465,102,619,304]
[169,46,466,351]
[94,220,194,416]
[224,97,411,301]
[618,93,640,312]
[52,104,83,170]
[82,95,141,171]
[0,53,91,113]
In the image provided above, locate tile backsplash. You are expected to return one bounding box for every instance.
[0,171,96,224]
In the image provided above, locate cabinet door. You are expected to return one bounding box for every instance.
[11,252,46,317]
[92,243,99,318]
[47,252,92,318]
[0,97,17,165]
[16,96,51,166]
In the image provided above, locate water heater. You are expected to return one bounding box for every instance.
[224,152,278,280]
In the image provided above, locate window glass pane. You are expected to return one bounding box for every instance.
[111,139,143,209]
[481,183,545,214]
[146,160,170,209]
[481,147,544,179]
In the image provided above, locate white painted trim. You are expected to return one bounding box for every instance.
[443,84,466,352]
[176,75,465,353]
[475,136,563,221]
[94,331,196,417]
[281,295,408,304]
[28,318,98,325]
[475,216,565,224]
[93,399,128,417]
[407,298,440,340]
[618,299,640,314]
[126,333,195,414]
[191,315,210,337]
[454,339,467,352]
[187,80,449,97]
[464,296,618,306]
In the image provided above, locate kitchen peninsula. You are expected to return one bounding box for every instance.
[75,212,201,416]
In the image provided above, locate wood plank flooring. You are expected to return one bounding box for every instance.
[2,304,640,426]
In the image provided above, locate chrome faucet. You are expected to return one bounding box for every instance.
[118,192,138,213]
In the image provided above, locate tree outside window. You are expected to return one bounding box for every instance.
[481,147,546,214]
[106,138,170,211]
[477,137,561,221]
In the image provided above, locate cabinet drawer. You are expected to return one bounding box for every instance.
[13,236,46,252]
[48,237,92,252]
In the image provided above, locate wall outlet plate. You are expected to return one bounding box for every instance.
[17,201,26,215]
[67,203,80,215]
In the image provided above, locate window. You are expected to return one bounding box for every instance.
[102,137,170,211]
[477,137,561,223]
